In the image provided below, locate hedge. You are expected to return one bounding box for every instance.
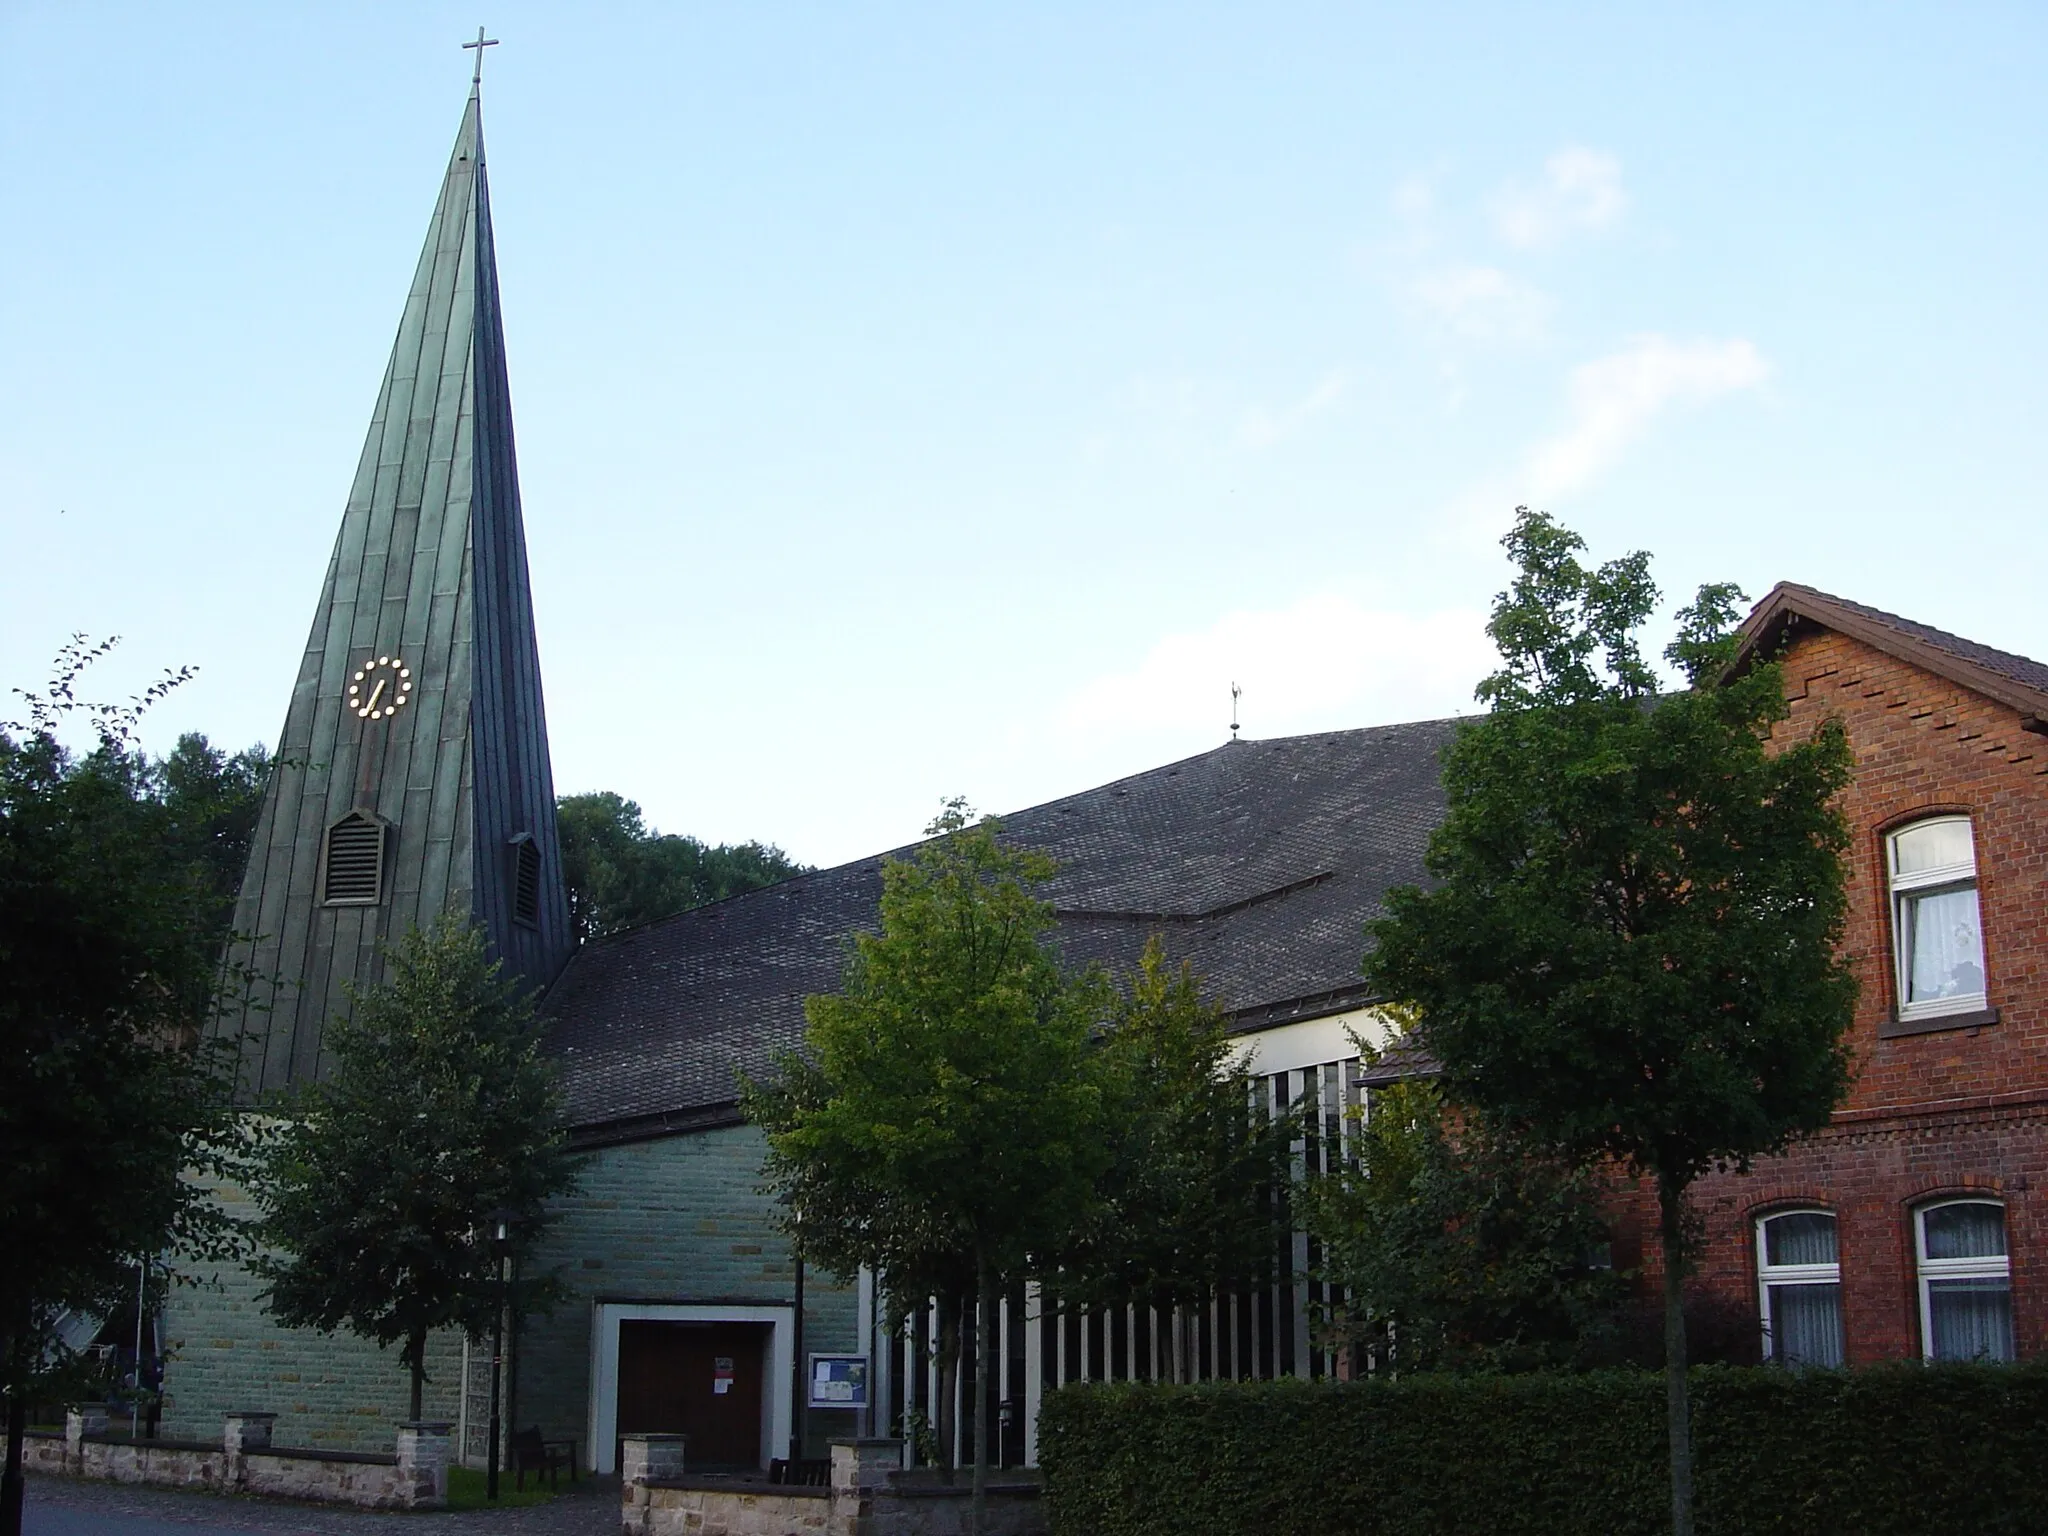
[1037,1363,2048,1536]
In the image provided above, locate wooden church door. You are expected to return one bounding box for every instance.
[616,1319,770,1470]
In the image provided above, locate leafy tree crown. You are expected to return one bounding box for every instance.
[1366,509,1858,1189]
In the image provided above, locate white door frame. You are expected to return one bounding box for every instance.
[587,1302,795,1474]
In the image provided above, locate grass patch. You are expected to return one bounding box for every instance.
[446,1464,560,1510]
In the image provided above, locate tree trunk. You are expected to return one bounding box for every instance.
[934,1294,959,1479]
[2,1385,26,1536]
[408,1329,426,1424]
[1659,1174,1695,1536]
[971,1259,991,1536]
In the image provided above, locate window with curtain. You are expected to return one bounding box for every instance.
[1918,1200,2014,1362]
[1756,1209,1843,1367]
[1888,817,1986,1021]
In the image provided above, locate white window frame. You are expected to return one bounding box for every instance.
[1755,1208,1842,1365]
[1887,815,1987,1022]
[1916,1199,2012,1362]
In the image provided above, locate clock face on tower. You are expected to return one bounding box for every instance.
[348,656,414,721]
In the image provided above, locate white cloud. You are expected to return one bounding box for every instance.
[1521,335,1770,501]
[1490,147,1627,248]
[1411,264,1555,342]
[1234,371,1347,450]
[1059,595,1495,744]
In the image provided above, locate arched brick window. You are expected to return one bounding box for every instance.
[1756,1209,1842,1367]
[1917,1200,2013,1362]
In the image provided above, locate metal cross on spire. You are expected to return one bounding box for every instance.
[463,26,499,87]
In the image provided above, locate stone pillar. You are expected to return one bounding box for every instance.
[65,1404,109,1474]
[221,1413,276,1489]
[618,1433,685,1536]
[620,1432,687,1486]
[830,1437,903,1495]
[829,1439,904,1536]
[396,1421,452,1509]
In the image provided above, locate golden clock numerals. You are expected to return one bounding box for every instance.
[347,656,416,721]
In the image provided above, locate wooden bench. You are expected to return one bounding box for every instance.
[510,1427,576,1491]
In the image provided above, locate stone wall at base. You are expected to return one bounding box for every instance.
[25,1410,449,1510]
[628,1483,831,1536]
[623,1436,1046,1536]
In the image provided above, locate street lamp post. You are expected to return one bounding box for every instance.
[485,1208,517,1502]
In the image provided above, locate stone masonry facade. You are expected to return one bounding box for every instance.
[162,1122,856,1464]
[518,1122,858,1461]
[159,1175,468,1451]
[1619,621,2048,1362]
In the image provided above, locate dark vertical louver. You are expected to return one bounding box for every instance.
[512,836,541,928]
[322,813,386,905]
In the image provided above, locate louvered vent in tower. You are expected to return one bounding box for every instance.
[322,812,388,905]
[511,835,541,928]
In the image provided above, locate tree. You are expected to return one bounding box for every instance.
[0,639,250,1536]
[1050,939,1295,1352]
[556,790,807,942]
[1301,1036,1628,1374]
[147,733,270,1039]
[251,915,581,1421]
[1363,510,1856,1536]
[744,804,1109,1530]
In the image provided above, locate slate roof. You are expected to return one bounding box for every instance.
[541,718,1459,1140]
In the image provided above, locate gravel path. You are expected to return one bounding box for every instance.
[23,1472,618,1536]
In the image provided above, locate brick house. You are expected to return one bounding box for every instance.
[1628,583,2048,1367]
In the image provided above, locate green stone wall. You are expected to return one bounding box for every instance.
[516,1122,860,1459]
[159,1124,859,1460]
[157,1175,469,1452]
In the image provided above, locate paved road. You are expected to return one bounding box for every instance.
[24,1473,618,1536]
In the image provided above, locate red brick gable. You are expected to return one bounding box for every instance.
[1766,624,2048,1117]
[1622,594,2048,1364]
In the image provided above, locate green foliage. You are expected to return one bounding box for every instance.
[1037,1365,2048,1536]
[1368,510,1857,1187]
[1052,938,1294,1314]
[555,790,806,942]
[744,802,1110,1475]
[1301,1061,1628,1373]
[251,916,581,1418]
[746,804,1109,1298]
[0,639,251,1389]
[1,636,256,1534]
[445,1464,556,1509]
[1362,509,1859,1533]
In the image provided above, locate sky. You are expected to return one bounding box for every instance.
[3,3,2043,868]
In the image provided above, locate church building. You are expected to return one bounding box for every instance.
[161,77,1426,1470]
[161,77,2046,1476]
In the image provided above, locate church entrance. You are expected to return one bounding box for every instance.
[590,1302,794,1474]
[612,1317,775,1471]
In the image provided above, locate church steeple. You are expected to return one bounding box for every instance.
[222,84,571,1091]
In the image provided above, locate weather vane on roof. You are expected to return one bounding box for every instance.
[463,26,499,87]
[1231,682,1242,741]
